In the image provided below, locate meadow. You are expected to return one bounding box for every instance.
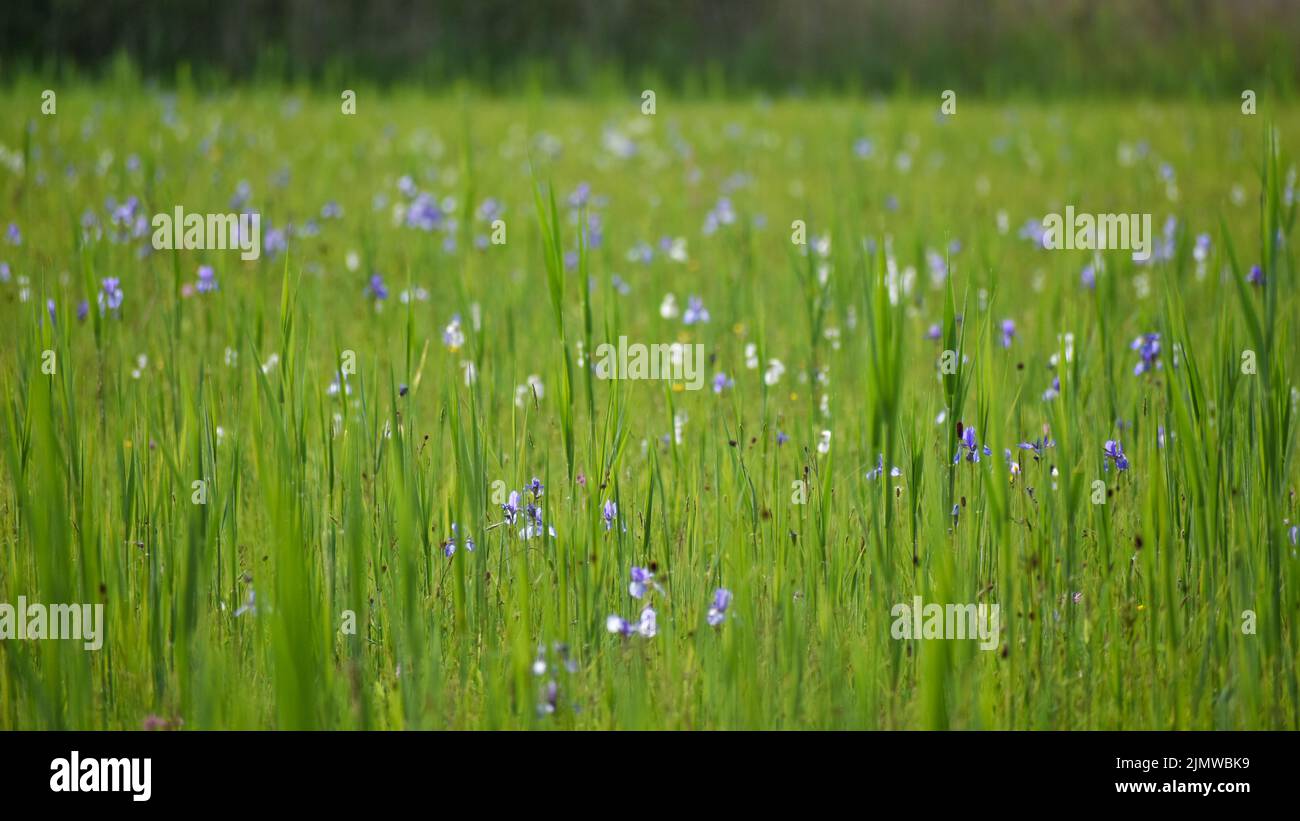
[0,82,1297,729]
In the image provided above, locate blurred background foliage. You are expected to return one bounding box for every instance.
[1,0,1298,96]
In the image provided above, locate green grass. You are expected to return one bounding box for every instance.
[0,83,1297,729]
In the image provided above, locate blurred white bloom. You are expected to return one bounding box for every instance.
[763,359,785,385]
[637,607,657,638]
[1134,273,1150,299]
[813,234,831,258]
[1049,333,1075,368]
[659,292,679,319]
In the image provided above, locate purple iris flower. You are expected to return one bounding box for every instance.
[366,273,388,300]
[520,503,554,539]
[606,614,634,636]
[1247,265,1264,286]
[629,566,652,599]
[702,198,735,235]
[1193,233,1211,262]
[583,212,604,249]
[1042,376,1061,401]
[321,201,343,219]
[230,180,252,210]
[196,265,218,293]
[1081,264,1096,290]
[442,523,474,557]
[707,588,732,626]
[110,198,140,230]
[1131,333,1161,375]
[1000,319,1016,348]
[602,500,617,531]
[527,477,544,498]
[636,607,656,637]
[612,610,652,636]
[406,193,442,231]
[712,372,734,393]
[866,453,901,480]
[925,323,942,341]
[567,183,591,210]
[6,223,21,245]
[776,431,789,446]
[1019,219,1048,248]
[1018,437,1055,461]
[476,198,502,222]
[264,227,288,256]
[927,250,947,281]
[541,679,559,715]
[1103,440,1129,472]
[501,491,520,525]
[76,300,89,322]
[955,426,990,464]
[99,277,124,312]
[606,608,656,638]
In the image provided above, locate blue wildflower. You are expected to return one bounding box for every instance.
[683,296,710,325]
[196,265,218,294]
[707,588,732,626]
[1131,333,1161,375]
[1103,440,1129,472]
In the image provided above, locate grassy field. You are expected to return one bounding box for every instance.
[1,83,1297,729]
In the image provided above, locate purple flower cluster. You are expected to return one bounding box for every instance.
[1131,333,1161,375]
[501,478,555,540]
[99,277,124,313]
[442,523,475,557]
